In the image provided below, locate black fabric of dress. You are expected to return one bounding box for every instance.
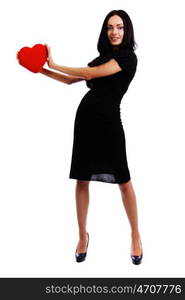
[69,47,138,184]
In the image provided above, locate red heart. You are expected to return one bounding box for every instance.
[17,44,48,73]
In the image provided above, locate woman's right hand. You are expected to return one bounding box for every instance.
[45,44,56,69]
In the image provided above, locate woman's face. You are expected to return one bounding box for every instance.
[107,15,124,46]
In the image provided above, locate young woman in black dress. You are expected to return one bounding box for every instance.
[40,9,143,265]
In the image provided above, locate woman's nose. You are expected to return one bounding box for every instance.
[112,27,118,34]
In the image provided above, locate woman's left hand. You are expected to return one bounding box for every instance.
[45,44,56,69]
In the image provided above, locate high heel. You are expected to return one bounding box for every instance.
[130,237,143,265]
[131,252,143,265]
[75,232,89,263]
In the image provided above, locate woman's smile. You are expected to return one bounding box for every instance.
[111,37,121,42]
[107,15,124,46]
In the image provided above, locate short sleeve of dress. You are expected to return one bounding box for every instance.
[112,49,138,75]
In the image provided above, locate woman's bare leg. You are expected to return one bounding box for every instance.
[75,180,90,253]
[118,180,143,256]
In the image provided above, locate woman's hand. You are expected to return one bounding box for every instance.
[45,44,56,69]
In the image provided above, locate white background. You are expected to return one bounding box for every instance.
[0,0,185,277]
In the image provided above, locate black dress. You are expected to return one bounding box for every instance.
[69,47,138,184]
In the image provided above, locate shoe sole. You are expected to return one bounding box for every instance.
[132,260,142,265]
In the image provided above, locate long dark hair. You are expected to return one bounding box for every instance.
[98,10,137,55]
[88,9,137,65]
[88,9,137,67]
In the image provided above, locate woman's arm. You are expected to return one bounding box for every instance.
[46,45,122,81]
[52,59,122,80]
[39,68,85,85]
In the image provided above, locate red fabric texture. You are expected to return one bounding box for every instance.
[17,44,48,73]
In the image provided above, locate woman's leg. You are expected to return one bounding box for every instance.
[118,180,143,256]
[75,180,90,253]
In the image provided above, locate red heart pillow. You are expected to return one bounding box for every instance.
[17,44,48,73]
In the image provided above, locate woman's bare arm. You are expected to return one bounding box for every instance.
[52,59,122,80]
[45,44,121,81]
[39,68,85,85]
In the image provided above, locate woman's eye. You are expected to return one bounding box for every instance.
[107,26,124,30]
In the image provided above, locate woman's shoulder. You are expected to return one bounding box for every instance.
[113,47,137,58]
[87,47,137,68]
[112,48,138,69]
[87,54,111,67]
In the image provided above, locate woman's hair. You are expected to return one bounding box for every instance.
[97,9,137,56]
[86,9,137,87]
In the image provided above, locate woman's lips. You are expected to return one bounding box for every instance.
[111,37,120,41]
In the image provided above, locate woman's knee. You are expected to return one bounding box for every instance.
[118,179,131,193]
[76,180,90,187]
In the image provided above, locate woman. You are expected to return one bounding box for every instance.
[40,9,143,265]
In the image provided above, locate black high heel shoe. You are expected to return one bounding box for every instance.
[130,237,143,265]
[75,232,89,263]
[131,253,143,265]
